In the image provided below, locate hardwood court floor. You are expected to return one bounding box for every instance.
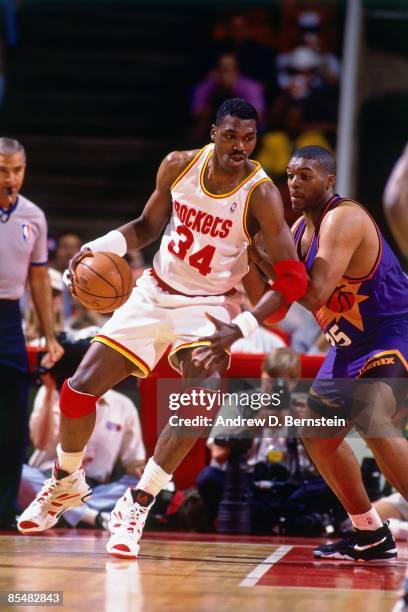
[0,530,406,611]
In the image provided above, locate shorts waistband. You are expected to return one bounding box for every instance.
[149,268,237,298]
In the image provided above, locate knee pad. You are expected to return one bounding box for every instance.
[60,378,99,418]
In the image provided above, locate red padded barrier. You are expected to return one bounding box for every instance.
[139,351,324,489]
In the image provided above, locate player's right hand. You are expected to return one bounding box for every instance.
[64,248,93,295]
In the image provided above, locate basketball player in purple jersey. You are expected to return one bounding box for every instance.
[194,145,408,561]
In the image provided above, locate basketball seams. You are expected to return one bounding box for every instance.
[74,286,130,299]
[76,259,119,294]
[103,252,125,296]
[73,252,132,312]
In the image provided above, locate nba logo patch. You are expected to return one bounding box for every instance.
[229,202,238,214]
[22,223,31,241]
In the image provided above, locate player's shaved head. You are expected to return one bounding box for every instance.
[215,98,258,126]
[291,145,336,176]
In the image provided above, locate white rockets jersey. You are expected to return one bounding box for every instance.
[153,144,271,295]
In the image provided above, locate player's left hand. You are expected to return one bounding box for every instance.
[192,313,242,371]
[41,335,65,368]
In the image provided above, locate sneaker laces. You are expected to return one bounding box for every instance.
[30,477,64,515]
[32,471,82,513]
[112,502,148,538]
[336,524,388,547]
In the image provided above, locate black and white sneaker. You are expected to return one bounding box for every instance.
[314,522,397,561]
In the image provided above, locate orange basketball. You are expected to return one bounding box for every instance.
[72,252,133,313]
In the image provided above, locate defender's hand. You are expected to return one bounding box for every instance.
[192,313,242,371]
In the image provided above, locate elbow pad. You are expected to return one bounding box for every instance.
[271,260,308,304]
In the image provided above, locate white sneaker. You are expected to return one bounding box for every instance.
[18,464,92,534]
[388,518,408,541]
[106,488,155,559]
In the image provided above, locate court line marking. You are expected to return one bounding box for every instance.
[239,545,293,587]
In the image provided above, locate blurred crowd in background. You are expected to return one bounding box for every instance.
[189,5,341,224]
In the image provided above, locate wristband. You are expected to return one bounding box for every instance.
[231,311,259,338]
[81,230,127,257]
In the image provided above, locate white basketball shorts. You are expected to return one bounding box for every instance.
[91,268,241,377]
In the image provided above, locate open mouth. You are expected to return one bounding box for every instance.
[230,154,246,164]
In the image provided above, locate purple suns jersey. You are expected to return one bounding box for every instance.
[293,194,408,350]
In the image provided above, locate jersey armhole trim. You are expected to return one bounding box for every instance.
[170,146,207,191]
[319,196,383,283]
[242,177,273,244]
[30,261,48,267]
[343,211,382,283]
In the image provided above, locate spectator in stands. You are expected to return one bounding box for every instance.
[374,492,408,541]
[196,347,303,526]
[257,102,331,182]
[191,52,266,141]
[125,250,148,283]
[51,231,82,319]
[272,45,338,139]
[20,375,146,530]
[0,137,63,529]
[300,30,340,87]
[49,230,108,331]
[210,13,276,88]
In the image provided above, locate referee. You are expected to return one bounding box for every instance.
[0,137,64,529]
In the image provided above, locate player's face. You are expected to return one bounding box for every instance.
[211,116,257,172]
[287,157,335,213]
[0,152,26,208]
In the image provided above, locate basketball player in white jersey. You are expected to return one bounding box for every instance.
[18,98,308,558]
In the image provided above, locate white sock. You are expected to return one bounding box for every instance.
[136,457,172,497]
[349,506,383,530]
[57,444,85,474]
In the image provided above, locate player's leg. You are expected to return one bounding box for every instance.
[107,348,229,558]
[353,375,408,494]
[302,352,397,560]
[301,433,370,515]
[303,413,397,560]
[301,353,371,515]
[353,377,408,544]
[106,294,237,558]
[59,340,137,454]
[152,349,228,472]
[18,341,138,534]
